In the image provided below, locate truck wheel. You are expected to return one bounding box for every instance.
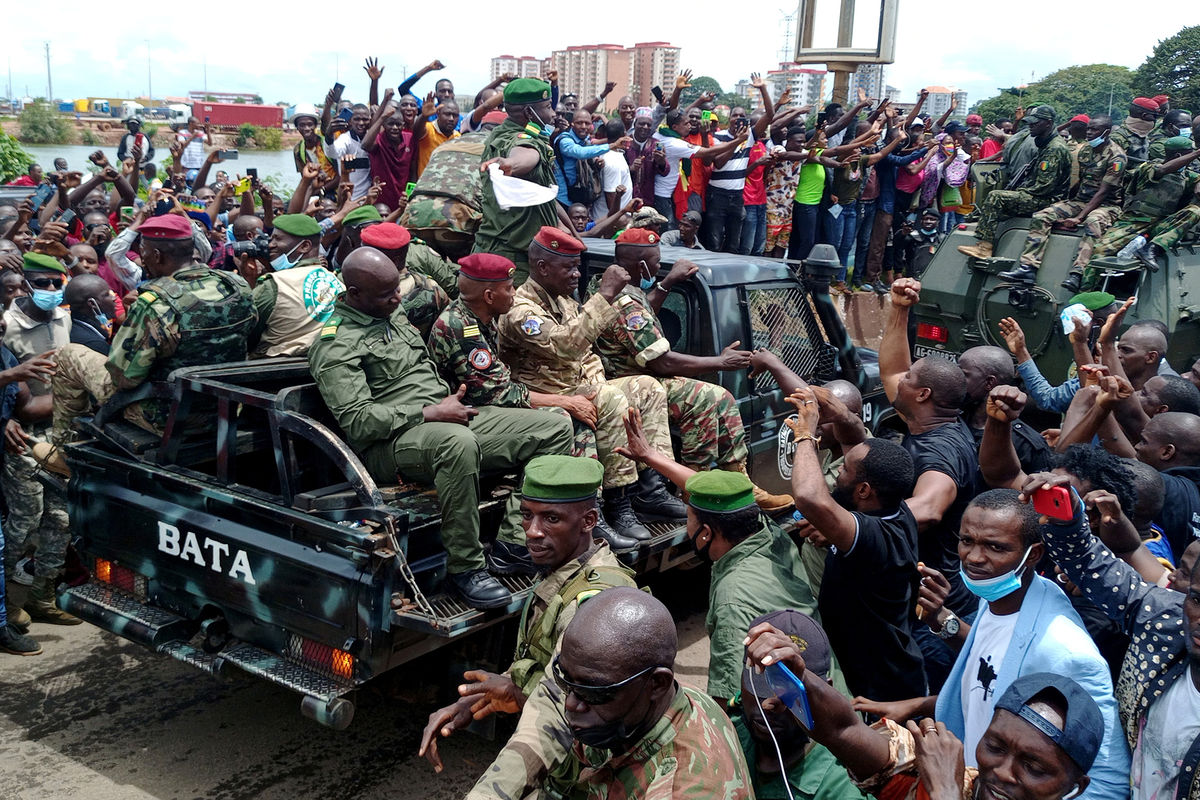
[300,695,355,730]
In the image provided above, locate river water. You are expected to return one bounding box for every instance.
[21,144,299,187]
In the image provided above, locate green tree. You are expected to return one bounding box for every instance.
[0,131,34,183]
[970,64,1134,124]
[1134,26,1200,115]
[680,76,723,108]
[18,100,70,144]
[253,126,283,150]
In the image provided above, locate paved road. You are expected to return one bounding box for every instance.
[0,569,710,800]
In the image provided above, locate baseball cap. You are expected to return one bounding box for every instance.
[742,610,832,683]
[994,672,1103,773]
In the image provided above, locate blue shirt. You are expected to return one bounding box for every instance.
[1016,359,1079,413]
[875,148,928,214]
[552,130,610,206]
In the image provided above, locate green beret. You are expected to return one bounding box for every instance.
[273,213,321,237]
[685,471,756,514]
[343,205,383,227]
[504,78,552,105]
[1162,135,1194,154]
[1027,105,1057,122]
[1068,291,1116,311]
[22,252,66,274]
[521,455,603,503]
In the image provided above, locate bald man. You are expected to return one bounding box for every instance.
[542,587,753,799]
[958,345,1053,477]
[1134,412,1200,559]
[1114,325,1168,391]
[308,247,574,609]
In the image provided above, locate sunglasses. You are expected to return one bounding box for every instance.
[551,654,658,706]
[28,276,64,289]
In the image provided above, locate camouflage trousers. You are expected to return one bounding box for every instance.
[541,407,598,459]
[975,190,1046,242]
[1150,203,1200,251]
[51,343,116,445]
[661,377,748,469]
[1019,200,1121,268]
[1082,216,1158,288]
[2,434,70,579]
[585,375,672,489]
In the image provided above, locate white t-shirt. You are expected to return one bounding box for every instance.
[960,607,1019,766]
[176,130,207,170]
[652,133,700,198]
[1132,674,1200,800]
[592,150,632,221]
[326,133,371,200]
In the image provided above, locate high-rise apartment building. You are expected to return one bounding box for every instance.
[489,55,545,81]
[923,86,968,119]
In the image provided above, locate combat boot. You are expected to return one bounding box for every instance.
[447,569,512,610]
[24,575,82,625]
[486,540,538,576]
[4,579,32,633]
[1061,271,1083,293]
[602,486,652,542]
[998,264,1038,282]
[956,240,993,260]
[0,624,41,656]
[720,462,794,513]
[630,469,687,523]
[592,514,640,554]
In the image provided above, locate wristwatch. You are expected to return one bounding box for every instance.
[935,611,960,639]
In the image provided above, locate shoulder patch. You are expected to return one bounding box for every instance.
[618,295,635,307]
[462,324,481,339]
[576,589,602,604]
[521,316,542,336]
[138,291,158,305]
[320,315,342,340]
[469,347,494,370]
[1039,160,1048,171]
[625,313,647,331]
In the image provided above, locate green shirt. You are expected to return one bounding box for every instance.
[707,518,819,699]
[476,119,559,256]
[732,714,869,800]
[795,150,826,205]
[407,239,460,299]
[1074,140,1127,206]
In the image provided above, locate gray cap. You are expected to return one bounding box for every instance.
[1027,105,1057,122]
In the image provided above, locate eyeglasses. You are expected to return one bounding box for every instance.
[28,276,64,289]
[551,654,658,706]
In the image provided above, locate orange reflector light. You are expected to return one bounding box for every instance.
[95,558,112,583]
[916,322,948,343]
[331,649,355,679]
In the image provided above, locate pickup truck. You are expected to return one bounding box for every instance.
[58,242,885,730]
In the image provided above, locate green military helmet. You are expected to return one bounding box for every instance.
[684,470,756,513]
[522,455,604,503]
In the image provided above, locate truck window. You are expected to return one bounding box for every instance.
[745,284,838,390]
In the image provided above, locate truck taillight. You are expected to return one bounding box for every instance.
[287,634,356,680]
[95,558,148,601]
[917,322,948,343]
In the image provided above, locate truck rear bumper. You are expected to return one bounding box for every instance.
[60,582,357,730]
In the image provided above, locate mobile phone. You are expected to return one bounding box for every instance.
[218,149,239,161]
[405,181,416,197]
[246,168,258,181]
[337,107,353,123]
[154,198,173,216]
[346,157,370,170]
[332,82,345,102]
[701,110,715,122]
[57,209,77,227]
[1032,486,1073,521]
[234,177,253,195]
[759,661,814,729]
[120,205,135,223]
[29,183,56,213]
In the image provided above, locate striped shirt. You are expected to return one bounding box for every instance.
[708,129,756,192]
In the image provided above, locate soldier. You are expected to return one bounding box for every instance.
[308,247,573,609]
[42,214,257,464]
[497,228,685,543]
[1110,97,1161,168]
[1000,116,1127,284]
[423,253,631,553]
[1146,109,1193,162]
[248,213,344,357]
[601,228,793,510]
[542,587,754,799]
[2,252,75,625]
[419,455,638,797]
[1077,137,1200,291]
[357,223,448,340]
[332,204,459,298]
[476,78,577,286]
[958,106,1071,261]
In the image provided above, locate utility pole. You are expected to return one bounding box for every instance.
[44,42,52,102]
[146,40,152,101]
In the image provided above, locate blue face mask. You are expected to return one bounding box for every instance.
[1088,135,1106,148]
[269,243,302,271]
[31,288,64,311]
[961,545,1034,602]
[526,108,554,138]
[638,260,656,291]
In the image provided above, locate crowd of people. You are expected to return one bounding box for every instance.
[0,57,1198,800]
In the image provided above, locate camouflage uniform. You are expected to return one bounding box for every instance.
[396,268,449,342]
[309,299,573,572]
[497,278,673,489]
[407,239,460,300]
[543,684,754,799]
[468,542,636,800]
[1110,117,1153,167]
[2,303,71,580]
[1018,140,1127,268]
[475,120,560,286]
[594,285,748,470]
[975,134,1072,242]
[51,264,256,440]
[426,297,598,458]
[1150,203,1200,251]
[400,132,486,262]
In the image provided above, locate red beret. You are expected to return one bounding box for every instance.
[459,253,516,282]
[1153,95,1169,105]
[360,222,411,250]
[482,110,508,124]
[138,214,194,240]
[1132,97,1160,112]
[532,226,586,255]
[965,114,983,125]
[615,228,660,246]
[1069,114,1090,124]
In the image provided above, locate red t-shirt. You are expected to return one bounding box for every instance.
[980,139,1003,159]
[743,141,769,206]
[367,130,414,211]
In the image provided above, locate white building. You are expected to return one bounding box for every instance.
[923,86,969,119]
[489,55,544,82]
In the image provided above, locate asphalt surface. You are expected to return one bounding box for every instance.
[0,569,711,800]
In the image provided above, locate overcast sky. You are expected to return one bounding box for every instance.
[6,2,1198,111]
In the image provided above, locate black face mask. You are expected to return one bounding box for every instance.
[688,528,715,563]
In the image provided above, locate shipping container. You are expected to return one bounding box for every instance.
[192,102,284,128]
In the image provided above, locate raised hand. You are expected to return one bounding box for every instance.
[997,316,1027,356]
[363,57,384,81]
[675,69,693,90]
[889,277,921,307]
[986,385,1027,423]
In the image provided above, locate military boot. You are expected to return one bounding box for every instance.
[720,462,795,513]
[998,264,1038,282]
[486,540,538,576]
[1061,271,1083,293]
[447,569,512,610]
[630,469,687,523]
[601,486,652,542]
[0,624,41,657]
[24,575,82,625]
[956,240,993,260]
[4,579,32,633]
[592,514,639,554]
